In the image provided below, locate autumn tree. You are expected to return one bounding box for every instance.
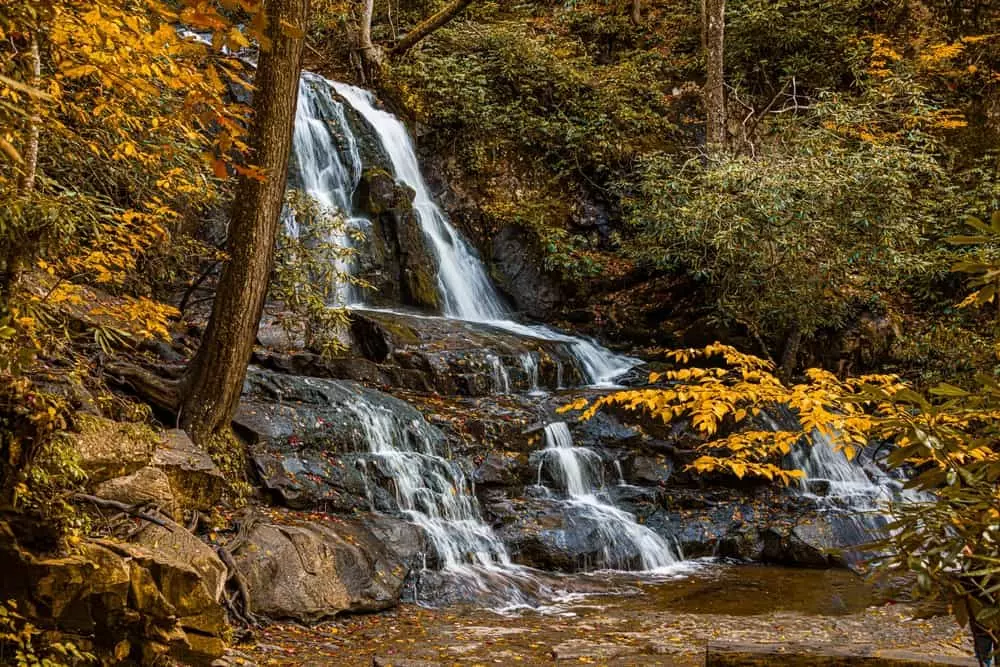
[180,0,309,444]
[0,0,255,515]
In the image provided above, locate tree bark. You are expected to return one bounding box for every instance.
[356,0,382,82]
[19,33,40,196]
[180,0,308,444]
[2,32,42,314]
[631,0,642,24]
[779,325,801,383]
[390,0,475,57]
[704,0,726,151]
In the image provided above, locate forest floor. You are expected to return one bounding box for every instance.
[238,564,974,666]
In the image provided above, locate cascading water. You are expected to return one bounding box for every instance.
[281,73,667,605]
[287,74,368,305]
[520,352,543,395]
[765,411,921,553]
[536,422,680,571]
[326,81,638,386]
[347,394,547,607]
[486,354,511,394]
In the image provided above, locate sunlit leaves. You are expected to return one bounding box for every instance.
[570,343,903,484]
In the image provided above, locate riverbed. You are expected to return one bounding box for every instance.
[240,564,973,665]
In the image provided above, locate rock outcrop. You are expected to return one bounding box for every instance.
[232,513,416,622]
[0,518,228,665]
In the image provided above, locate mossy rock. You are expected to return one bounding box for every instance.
[71,414,159,485]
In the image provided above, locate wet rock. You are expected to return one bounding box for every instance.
[356,168,441,311]
[236,370,444,512]
[806,479,832,496]
[494,496,649,571]
[360,513,429,572]
[71,415,157,484]
[93,466,178,518]
[629,455,673,485]
[151,429,226,511]
[491,226,564,319]
[232,516,409,622]
[252,348,433,393]
[346,309,587,395]
[474,451,530,487]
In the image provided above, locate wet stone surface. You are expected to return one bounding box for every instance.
[242,564,974,666]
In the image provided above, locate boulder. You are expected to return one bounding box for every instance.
[71,415,157,484]
[131,523,228,604]
[93,466,178,518]
[355,168,441,311]
[151,429,226,511]
[0,518,228,665]
[474,451,530,487]
[236,371,445,512]
[232,516,410,622]
[628,455,673,485]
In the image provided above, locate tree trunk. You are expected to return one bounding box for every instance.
[180,0,308,444]
[356,0,382,82]
[1,32,42,314]
[19,33,40,196]
[704,0,726,151]
[390,0,475,57]
[631,0,642,24]
[779,326,801,383]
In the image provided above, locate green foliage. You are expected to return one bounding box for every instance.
[859,377,1000,645]
[624,123,949,343]
[725,0,892,97]
[0,600,94,666]
[270,191,364,358]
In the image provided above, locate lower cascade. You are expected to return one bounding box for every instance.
[535,422,681,571]
[346,389,551,608]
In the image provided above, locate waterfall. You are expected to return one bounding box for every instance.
[520,352,543,395]
[332,83,510,322]
[287,74,369,305]
[536,423,680,571]
[351,400,511,569]
[348,395,549,606]
[324,81,638,386]
[486,354,511,394]
[764,411,921,551]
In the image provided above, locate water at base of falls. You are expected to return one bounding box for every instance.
[535,423,681,572]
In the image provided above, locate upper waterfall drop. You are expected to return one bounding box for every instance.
[331,82,510,322]
[287,74,370,305]
[325,79,638,385]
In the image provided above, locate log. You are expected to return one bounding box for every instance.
[705,642,978,667]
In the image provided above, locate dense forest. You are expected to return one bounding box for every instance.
[1,0,1000,665]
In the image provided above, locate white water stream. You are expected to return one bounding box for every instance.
[536,423,681,571]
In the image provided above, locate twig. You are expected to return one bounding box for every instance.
[70,493,175,531]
